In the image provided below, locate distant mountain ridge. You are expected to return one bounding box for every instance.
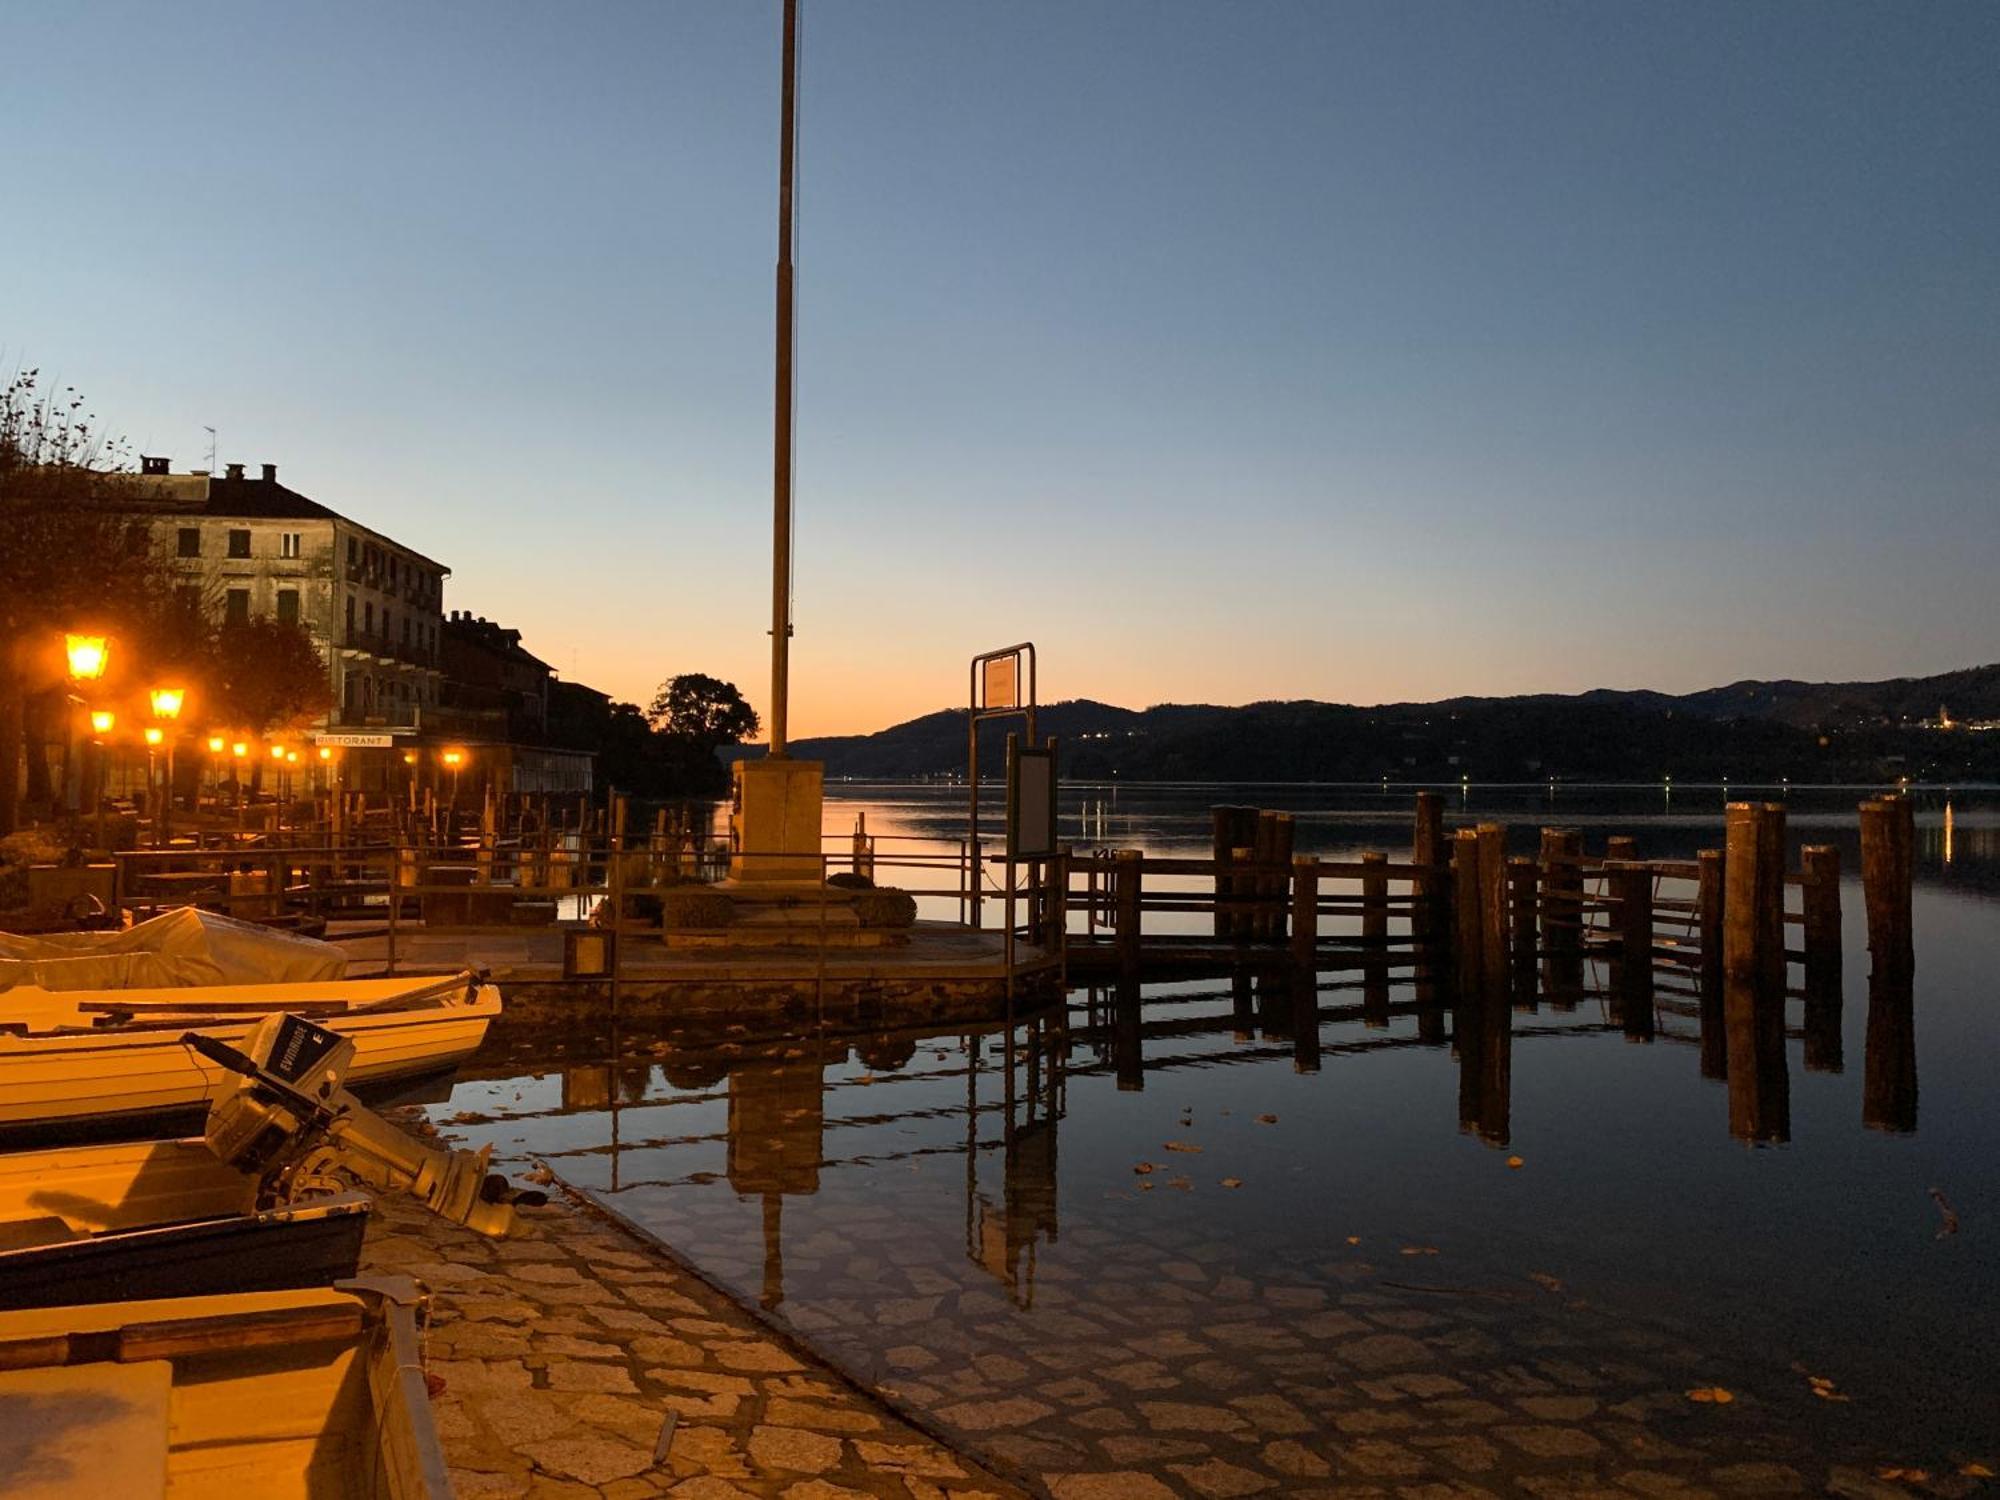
[769,664,2000,783]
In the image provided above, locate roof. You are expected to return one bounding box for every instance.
[126,472,451,575]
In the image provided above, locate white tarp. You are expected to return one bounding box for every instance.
[0,908,347,992]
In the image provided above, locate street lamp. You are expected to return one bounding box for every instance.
[442,748,465,812]
[64,634,109,684]
[90,710,116,736]
[231,741,249,817]
[88,710,116,847]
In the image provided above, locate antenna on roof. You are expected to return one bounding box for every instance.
[203,425,217,475]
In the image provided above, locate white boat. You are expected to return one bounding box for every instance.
[0,1276,452,1498]
[0,972,500,1139]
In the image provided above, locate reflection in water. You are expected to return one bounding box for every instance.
[1863,964,1918,1135]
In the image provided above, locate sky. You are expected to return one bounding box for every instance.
[7,2,1997,737]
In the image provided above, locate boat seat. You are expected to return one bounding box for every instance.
[0,1357,171,1498]
[0,1215,84,1251]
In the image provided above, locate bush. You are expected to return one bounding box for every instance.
[851,887,917,929]
[661,887,737,929]
[0,830,66,869]
[827,871,874,891]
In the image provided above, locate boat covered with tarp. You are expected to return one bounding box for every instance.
[0,906,346,993]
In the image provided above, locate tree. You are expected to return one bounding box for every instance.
[207,618,334,735]
[646,675,758,749]
[645,675,758,798]
[0,369,176,834]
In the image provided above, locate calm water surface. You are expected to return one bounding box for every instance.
[433,784,2000,1487]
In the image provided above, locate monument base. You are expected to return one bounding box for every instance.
[729,757,824,882]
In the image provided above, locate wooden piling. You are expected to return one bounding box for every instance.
[1412,791,1447,955]
[1801,844,1844,1073]
[1723,803,1789,1142]
[1605,834,1638,863]
[1476,823,1507,1006]
[1696,848,1726,1078]
[1859,797,1914,980]
[1538,828,1582,1006]
[1361,850,1390,1027]
[1115,849,1143,979]
[1452,829,1483,1006]
[1213,806,1257,939]
[1607,860,1654,1037]
[1256,812,1294,941]
[1290,856,1320,979]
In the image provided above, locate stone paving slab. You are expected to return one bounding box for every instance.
[359,1178,1024,1499]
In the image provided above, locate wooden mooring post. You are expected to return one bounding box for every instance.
[1290,855,1320,980]
[1476,823,1507,1009]
[1212,806,1257,940]
[1859,796,1914,980]
[1606,859,1654,1038]
[1538,828,1582,1007]
[1800,844,1843,1073]
[1361,851,1390,1028]
[1696,848,1726,1078]
[1451,829,1483,1006]
[1114,849,1143,980]
[1411,791,1447,955]
[1723,802,1789,1142]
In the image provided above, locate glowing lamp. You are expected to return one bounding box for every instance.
[90,710,116,736]
[148,687,185,721]
[143,726,164,747]
[64,634,109,682]
[286,750,299,764]
[402,752,417,766]
[269,744,286,760]
[207,735,226,754]
[442,750,465,768]
[318,747,334,762]
[231,742,248,759]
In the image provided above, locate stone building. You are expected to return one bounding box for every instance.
[128,457,448,731]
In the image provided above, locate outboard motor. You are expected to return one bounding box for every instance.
[186,1012,521,1237]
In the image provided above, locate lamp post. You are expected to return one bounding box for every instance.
[143,726,165,845]
[442,749,465,817]
[89,710,115,851]
[148,687,185,846]
[62,634,110,857]
[207,735,225,816]
[231,742,249,822]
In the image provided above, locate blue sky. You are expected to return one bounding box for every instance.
[7,2,1996,734]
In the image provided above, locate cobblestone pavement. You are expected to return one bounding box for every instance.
[571,1191,1998,1500]
[359,1190,1024,1500]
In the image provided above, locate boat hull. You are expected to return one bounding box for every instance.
[0,1194,371,1311]
[0,980,499,1141]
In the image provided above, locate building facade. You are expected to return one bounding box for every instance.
[129,458,448,731]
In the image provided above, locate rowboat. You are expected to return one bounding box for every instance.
[0,972,500,1141]
[0,1276,451,1498]
[2,1011,527,1311]
[0,1137,371,1311]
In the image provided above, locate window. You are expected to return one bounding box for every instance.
[276,589,300,625]
[224,589,251,626]
[364,601,374,634]
[177,527,201,558]
[124,524,151,556]
[347,537,359,572]
[401,616,411,646]
[227,529,251,559]
[345,595,356,638]
[281,532,301,559]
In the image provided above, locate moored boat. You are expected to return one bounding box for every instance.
[0,971,500,1140]
[0,1276,452,1497]
[0,1137,371,1311]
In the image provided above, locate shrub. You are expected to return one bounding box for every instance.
[660,887,737,929]
[827,871,874,891]
[851,887,917,929]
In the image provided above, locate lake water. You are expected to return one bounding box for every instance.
[432,783,2000,1492]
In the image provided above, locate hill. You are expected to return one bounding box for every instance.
[768,664,2000,783]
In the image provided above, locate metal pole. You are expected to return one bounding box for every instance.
[768,0,799,758]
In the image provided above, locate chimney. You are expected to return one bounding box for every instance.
[225,462,244,480]
[261,462,277,482]
[140,455,170,475]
